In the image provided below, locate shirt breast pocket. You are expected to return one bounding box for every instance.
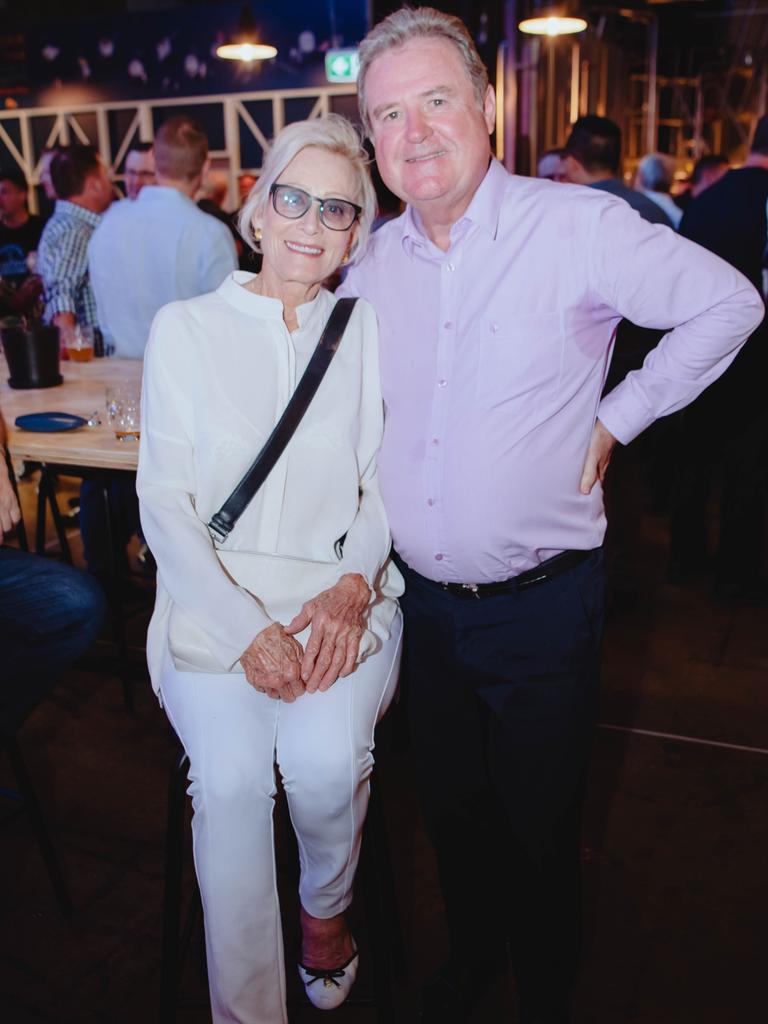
[475,311,564,407]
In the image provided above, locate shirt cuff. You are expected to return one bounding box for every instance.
[597,391,653,447]
[204,596,274,671]
[45,291,77,318]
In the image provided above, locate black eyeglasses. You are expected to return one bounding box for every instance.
[270,183,361,231]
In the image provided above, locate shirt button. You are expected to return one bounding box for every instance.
[435,553,444,561]
[443,321,453,330]
[446,262,455,272]
[427,498,435,506]
[490,322,500,333]
[431,438,439,446]
[437,379,447,388]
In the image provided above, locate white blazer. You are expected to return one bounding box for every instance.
[137,271,399,694]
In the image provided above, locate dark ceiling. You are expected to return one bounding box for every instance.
[2,0,766,78]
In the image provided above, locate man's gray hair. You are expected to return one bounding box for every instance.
[636,153,674,193]
[238,114,376,264]
[357,6,489,137]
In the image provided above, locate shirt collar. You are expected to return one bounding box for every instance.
[217,271,332,330]
[400,157,509,257]
[136,185,196,208]
[53,199,102,229]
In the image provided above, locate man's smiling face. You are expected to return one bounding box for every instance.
[365,36,495,224]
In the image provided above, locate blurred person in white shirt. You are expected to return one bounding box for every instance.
[88,116,237,359]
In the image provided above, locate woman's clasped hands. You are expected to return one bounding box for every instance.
[240,623,306,701]
[240,573,371,700]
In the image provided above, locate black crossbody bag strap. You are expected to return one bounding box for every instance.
[207,297,358,544]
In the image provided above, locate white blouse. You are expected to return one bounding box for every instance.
[137,271,395,693]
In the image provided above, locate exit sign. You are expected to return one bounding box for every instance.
[325,49,359,84]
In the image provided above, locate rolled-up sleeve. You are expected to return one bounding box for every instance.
[590,197,764,445]
[137,305,271,671]
[39,227,84,319]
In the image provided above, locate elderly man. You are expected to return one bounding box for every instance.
[338,7,763,1023]
[88,116,237,359]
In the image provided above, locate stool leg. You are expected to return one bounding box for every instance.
[34,468,73,563]
[14,505,29,552]
[98,480,134,714]
[4,451,28,552]
[160,750,190,1024]
[44,472,73,564]
[5,736,74,918]
[35,472,47,555]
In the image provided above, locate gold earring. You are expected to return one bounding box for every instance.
[341,247,351,266]
[254,227,262,245]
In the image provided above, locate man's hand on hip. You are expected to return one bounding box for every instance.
[579,418,617,495]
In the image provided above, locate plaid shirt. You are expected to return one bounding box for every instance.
[38,200,101,327]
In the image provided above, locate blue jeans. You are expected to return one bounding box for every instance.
[0,546,106,732]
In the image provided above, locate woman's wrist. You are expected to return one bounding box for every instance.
[338,572,371,608]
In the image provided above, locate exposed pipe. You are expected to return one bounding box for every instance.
[646,15,659,154]
[570,40,580,125]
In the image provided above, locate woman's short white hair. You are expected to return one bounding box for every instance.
[357,6,489,137]
[238,114,376,265]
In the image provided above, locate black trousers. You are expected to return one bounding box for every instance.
[79,471,139,576]
[669,408,768,587]
[397,550,604,1022]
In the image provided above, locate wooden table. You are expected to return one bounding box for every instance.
[1,354,146,709]
[1,355,142,470]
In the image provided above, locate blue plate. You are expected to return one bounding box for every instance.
[15,412,88,432]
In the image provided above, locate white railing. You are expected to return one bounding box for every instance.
[0,84,357,212]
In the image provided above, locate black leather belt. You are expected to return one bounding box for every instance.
[394,548,597,599]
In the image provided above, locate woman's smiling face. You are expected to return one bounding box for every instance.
[255,146,360,294]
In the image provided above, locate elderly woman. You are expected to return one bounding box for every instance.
[137,115,403,1024]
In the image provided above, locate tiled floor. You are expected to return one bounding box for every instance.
[1,469,766,1022]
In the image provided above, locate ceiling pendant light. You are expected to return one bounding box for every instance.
[216,5,277,63]
[519,4,587,37]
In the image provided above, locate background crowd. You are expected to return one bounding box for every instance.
[2,106,764,605]
[536,115,768,607]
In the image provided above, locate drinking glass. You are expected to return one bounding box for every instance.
[106,384,141,441]
[65,324,94,362]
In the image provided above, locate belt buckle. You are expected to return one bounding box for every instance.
[461,583,480,599]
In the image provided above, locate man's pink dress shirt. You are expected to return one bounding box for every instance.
[339,159,763,584]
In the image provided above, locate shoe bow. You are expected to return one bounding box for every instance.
[299,964,347,988]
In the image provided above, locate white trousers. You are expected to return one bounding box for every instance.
[159,610,402,1024]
